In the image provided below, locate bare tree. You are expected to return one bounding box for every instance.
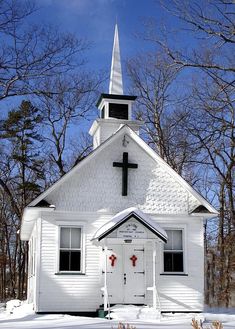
[39,73,99,178]
[0,0,89,102]
[138,0,235,307]
[155,0,235,77]
[185,70,235,306]
[127,52,197,177]
[0,0,34,34]
[0,0,102,302]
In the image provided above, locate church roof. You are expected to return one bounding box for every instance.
[92,207,168,243]
[96,93,137,107]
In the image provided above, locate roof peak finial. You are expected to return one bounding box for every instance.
[109,24,123,95]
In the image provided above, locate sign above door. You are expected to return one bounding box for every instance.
[117,220,147,239]
[91,207,168,243]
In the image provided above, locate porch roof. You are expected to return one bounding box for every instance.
[92,207,167,243]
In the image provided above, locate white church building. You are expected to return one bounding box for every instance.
[21,25,217,315]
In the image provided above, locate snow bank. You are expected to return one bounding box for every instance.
[3,300,34,317]
[0,301,234,329]
[6,300,21,314]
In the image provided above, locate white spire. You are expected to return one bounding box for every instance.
[109,24,123,95]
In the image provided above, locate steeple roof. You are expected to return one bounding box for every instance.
[109,24,123,95]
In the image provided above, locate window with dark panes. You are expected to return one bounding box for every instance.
[59,227,82,271]
[109,103,128,119]
[164,230,184,272]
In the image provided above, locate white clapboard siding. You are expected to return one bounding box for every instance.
[37,214,110,312]
[145,217,204,311]
[36,211,204,312]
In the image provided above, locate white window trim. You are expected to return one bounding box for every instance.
[161,225,187,275]
[56,222,86,274]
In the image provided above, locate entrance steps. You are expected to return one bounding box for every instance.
[106,305,161,320]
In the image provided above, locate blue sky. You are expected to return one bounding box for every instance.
[5,0,193,133]
[3,1,198,127]
[32,0,176,92]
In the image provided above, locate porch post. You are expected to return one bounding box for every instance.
[152,240,157,309]
[103,245,108,311]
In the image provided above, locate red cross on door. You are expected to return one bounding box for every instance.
[109,254,117,267]
[130,254,137,267]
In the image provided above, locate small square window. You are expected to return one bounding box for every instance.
[109,103,128,119]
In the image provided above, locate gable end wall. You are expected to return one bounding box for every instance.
[45,134,200,214]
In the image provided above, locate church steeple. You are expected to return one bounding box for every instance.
[89,24,142,149]
[109,24,123,95]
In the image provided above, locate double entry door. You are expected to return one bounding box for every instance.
[104,244,145,304]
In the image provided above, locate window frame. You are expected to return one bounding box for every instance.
[162,226,187,275]
[57,224,85,274]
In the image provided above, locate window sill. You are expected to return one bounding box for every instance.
[160,273,188,276]
[55,272,86,275]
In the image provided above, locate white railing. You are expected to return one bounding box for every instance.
[147,285,161,311]
[101,245,111,319]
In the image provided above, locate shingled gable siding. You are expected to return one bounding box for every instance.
[46,134,200,214]
[36,211,204,312]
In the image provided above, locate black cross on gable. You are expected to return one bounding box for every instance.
[113,152,138,196]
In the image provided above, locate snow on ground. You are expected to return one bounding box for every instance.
[0,301,234,329]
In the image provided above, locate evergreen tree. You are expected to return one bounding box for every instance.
[1,100,44,206]
[0,100,44,300]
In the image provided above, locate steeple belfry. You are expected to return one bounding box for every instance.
[89,24,142,149]
[109,24,123,95]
